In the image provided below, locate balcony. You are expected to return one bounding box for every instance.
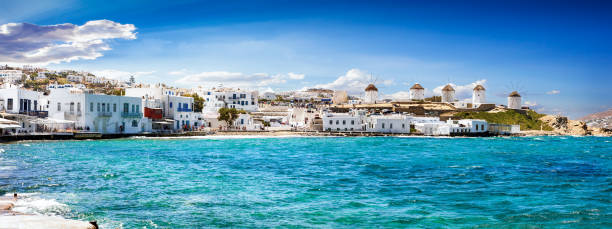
[99,112,112,117]
[63,111,82,117]
[121,112,143,118]
[21,110,49,118]
[177,107,192,112]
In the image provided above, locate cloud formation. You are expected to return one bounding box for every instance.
[92,69,155,81]
[431,79,487,100]
[287,72,305,80]
[175,71,303,89]
[0,20,136,65]
[313,68,392,94]
[546,90,560,95]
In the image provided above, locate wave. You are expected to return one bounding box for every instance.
[3,193,70,216]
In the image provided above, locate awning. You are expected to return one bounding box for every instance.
[32,118,76,124]
[0,124,21,129]
[0,118,18,125]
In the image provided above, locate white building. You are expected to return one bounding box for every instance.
[0,70,23,84]
[447,119,488,134]
[67,75,84,83]
[0,87,44,114]
[410,83,425,101]
[472,85,486,105]
[45,87,147,134]
[233,113,257,130]
[441,84,455,103]
[125,85,198,130]
[364,84,378,104]
[508,91,521,109]
[322,110,367,132]
[366,114,412,133]
[198,87,258,112]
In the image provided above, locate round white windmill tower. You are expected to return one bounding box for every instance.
[472,84,486,105]
[364,84,378,104]
[507,91,522,109]
[410,83,425,101]
[441,84,455,103]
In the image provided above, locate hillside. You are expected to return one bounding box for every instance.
[579,108,612,129]
[453,110,553,131]
[579,108,612,120]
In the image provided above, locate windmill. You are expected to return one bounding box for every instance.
[503,81,526,109]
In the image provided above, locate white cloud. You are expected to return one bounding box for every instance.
[287,72,305,80]
[313,68,392,94]
[168,69,188,76]
[431,79,487,100]
[383,91,411,100]
[546,90,560,95]
[175,71,296,89]
[524,101,538,107]
[92,69,155,81]
[0,20,136,65]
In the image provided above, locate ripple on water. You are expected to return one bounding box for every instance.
[0,136,610,228]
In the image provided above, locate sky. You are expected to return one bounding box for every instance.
[1,0,611,118]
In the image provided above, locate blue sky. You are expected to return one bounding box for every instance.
[1,0,611,118]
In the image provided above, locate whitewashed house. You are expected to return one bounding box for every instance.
[67,75,83,83]
[45,87,147,133]
[0,86,44,115]
[0,70,23,84]
[366,114,412,133]
[125,85,198,130]
[198,87,259,112]
[322,110,367,132]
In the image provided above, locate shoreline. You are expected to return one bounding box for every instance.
[1,130,608,143]
[0,194,97,229]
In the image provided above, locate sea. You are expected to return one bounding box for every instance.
[0,136,610,228]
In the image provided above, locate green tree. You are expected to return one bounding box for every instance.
[183,93,204,112]
[218,107,246,127]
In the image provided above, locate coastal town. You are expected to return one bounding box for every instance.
[0,65,609,141]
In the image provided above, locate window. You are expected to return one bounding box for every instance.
[132,104,135,113]
[70,102,74,112]
[102,103,105,112]
[77,102,81,112]
[136,105,140,112]
[90,102,93,112]
[329,120,332,125]
[57,102,61,111]
[342,120,346,125]
[390,124,393,129]
[7,98,13,110]
[113,103,117,112]
[382,123,385,128]
[97,103,100,112]
[402,124,405,129]
[476,125,479,131]
[169,102,172,108]
[336,120,339,125]
[123,103,129,112]
[351,120,354,125]
[131,120,138,127]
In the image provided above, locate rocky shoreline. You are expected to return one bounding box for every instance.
[0,194,97,229]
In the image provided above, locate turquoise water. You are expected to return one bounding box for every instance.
[0,136,611,228]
